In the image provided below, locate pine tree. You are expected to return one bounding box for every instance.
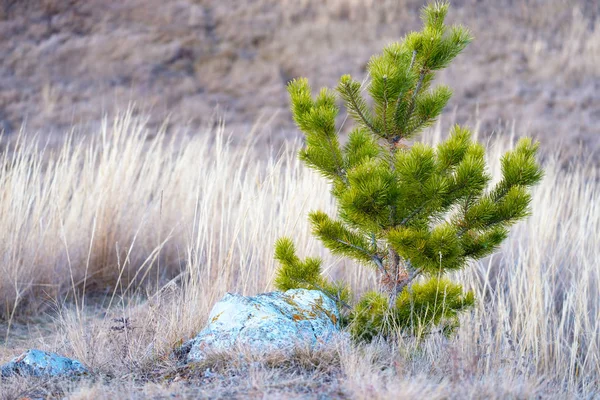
[274,1,543,340]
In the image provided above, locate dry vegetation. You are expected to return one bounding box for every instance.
[0,112,598,398]
[0,0,598,155]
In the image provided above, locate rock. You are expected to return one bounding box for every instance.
[1,349,88,378]
[186,289,340,363]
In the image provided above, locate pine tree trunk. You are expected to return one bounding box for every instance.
[384,134,408,304]
[379,247,408,306]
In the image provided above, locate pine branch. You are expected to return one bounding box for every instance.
[334,238,388,278]
[368,233,387,275]
[392,96,405,140]
[382,76,389,136]
[334,238,370,256]
[400,204,426,226]
[409,50,417,70]
[394,266,423,296]
[391,50,417,141]
[398,156,481,228]
[373,255,387,277]
[324,135,348,184]
[406,69,427,126]
[340,80,380,135]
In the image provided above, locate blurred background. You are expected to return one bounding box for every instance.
[0,0,598,155]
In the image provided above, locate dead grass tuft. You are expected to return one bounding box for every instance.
[0,114,598,398]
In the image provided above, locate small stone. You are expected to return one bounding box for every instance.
[1,349,88,378]
[186,289,340,363]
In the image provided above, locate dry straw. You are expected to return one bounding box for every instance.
[0,112,597,396]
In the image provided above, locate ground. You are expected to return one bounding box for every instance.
[0,1,599,399]
[0,0,598,155]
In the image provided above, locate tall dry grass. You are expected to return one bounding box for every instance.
[0,110,337,322]
[0,114,598,397]
[528,6,600,80]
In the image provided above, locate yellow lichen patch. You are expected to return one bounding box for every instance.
[306,303,323,318]
[328,312,337,325]
[283,297,300,309]
[292,314,306,321]
[211,311,224,323]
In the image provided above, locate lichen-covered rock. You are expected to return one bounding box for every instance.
[1,349,88,378]
[186,289,340,363]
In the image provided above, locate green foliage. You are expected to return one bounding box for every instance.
[394,277,475,337]
[349,278,475,341]
[274,238,351,309]
[274,1,543,341]
[348,291,390,341]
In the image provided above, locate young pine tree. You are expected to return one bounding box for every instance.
[273,1,543,340]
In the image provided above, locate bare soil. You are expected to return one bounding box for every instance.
[0,0,598,155]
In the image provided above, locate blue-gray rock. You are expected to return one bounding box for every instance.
[1,349,88,378]
[186,289,340,363]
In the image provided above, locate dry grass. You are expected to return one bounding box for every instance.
[528,6,600,80]
[0,112,598,398]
